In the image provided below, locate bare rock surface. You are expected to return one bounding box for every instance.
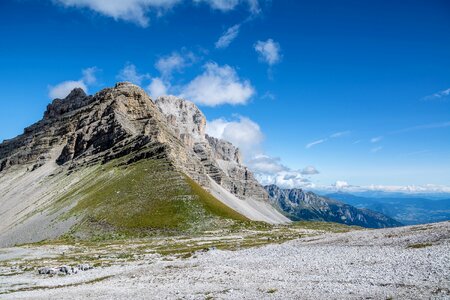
[1,222,448,299]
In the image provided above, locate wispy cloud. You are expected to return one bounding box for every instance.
[116,63,150,85]
[261,91,275,100]
[423,87,450,101]
[330,130,350,138]
[306,139,327,149]
[155,51,196,79]
[402,150,431,157]
[371,146,383,153]
[391,121,450,134]
[195,0,261,13]
[306,130,350,149]
[215,24,240,49]
[370,136,383,143]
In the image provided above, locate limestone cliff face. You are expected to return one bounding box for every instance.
[1,84,177,172]
[0,83,272,203]
[155,95,270,202]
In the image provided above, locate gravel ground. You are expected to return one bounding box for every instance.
[1,222,449,299]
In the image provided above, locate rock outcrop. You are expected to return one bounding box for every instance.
[265,185,402,228]
[155,95,272,203]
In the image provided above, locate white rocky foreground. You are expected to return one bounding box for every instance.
[1,222,449,299]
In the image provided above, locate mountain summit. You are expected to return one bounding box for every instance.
[0,82,288,246]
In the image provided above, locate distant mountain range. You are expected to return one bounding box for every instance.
[265,185,402,228]
[325,192,450,225]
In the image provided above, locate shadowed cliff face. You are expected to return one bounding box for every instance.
[265,185,403,228]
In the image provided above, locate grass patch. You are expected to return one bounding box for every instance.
[291,221,361,233]
[407,243,432,249]
[184,176,248,222]
[55,158,250,239]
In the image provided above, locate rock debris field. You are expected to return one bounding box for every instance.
[0,221,449,299]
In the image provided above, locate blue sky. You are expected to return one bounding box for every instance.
[1,0,449,193]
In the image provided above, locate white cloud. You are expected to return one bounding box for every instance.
[254,39,281,65]
[300,166,319,175]
[194,0,260,12]
[306,139,327,149]
[315,181,450,195]
[423,87,450,101]
[363,184,450,194]
[247,155,288,174]
[206,116,263,158]
[194,0,239,11]
[250,158,319,189]
[48,67,99,99]
[54,0,182,27]
[215,24,240,49]
[256,171,314,189]
[147,77,169,98]
[246,0,261,14]
[81,67,99,85]
[207,115,319,189]
[180,62,255,106]
[48,80,87,99]
[155,51,195,79]
[370,136,383,143]
[54,0,260,27]
[334,180,350,189]
[116,63,150,85]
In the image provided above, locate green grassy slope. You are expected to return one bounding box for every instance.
[56,158,248,239]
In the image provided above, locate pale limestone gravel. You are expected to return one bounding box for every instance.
[1,222,449,299]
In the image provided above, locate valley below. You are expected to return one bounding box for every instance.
[1,221,449,299]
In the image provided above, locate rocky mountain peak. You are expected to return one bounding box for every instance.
[67,87,87,99]
[155,95,206,147]
[44,88,93,119]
